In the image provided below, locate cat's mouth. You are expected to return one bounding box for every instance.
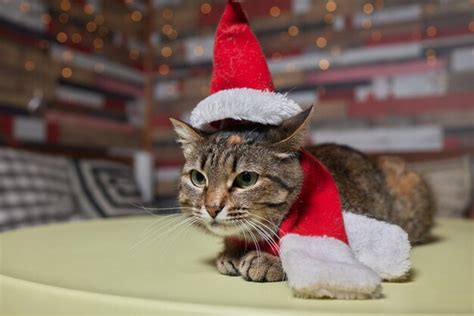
[204,220,242,237]
[190,208,256,237]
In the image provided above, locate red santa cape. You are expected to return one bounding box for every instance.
[229,149,348,257]
[189,0,411,299]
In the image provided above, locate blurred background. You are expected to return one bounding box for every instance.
[0,0,473,231]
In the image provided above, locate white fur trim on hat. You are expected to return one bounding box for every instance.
[280,234,382,299]
[190,88,303,130]
[343,212,411,281]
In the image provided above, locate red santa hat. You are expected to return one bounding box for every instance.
[190,0,303,130]
[189,0,411,299]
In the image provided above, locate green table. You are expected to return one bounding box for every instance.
[1,217,473,315]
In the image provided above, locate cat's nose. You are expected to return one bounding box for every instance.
[206,205,223,219]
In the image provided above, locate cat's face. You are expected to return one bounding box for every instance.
[171,108,312,239]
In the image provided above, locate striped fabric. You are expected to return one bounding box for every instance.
[70,159,144,217]
[0,148,147,231]
[0,148,85,231]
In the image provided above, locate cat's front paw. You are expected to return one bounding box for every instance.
[238,251,286,282]
[216,254,241,276]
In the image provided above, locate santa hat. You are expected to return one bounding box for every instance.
[189,0,410,299]
[190,0,303,130]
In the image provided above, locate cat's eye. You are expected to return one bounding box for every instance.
[234,172,259,188]
[190,169,206,187]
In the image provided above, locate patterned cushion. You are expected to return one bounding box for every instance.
[70,159,144,217]
[0,148,84,231]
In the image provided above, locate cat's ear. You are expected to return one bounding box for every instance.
[170,118,204,155]
[272,105,313,153]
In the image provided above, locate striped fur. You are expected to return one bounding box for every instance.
[171,111,433,283]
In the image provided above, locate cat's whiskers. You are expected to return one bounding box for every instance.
[251,219,278,246]
[249,213,281,239]
[128,213,197,253]
[248,221,281,254]
[241,219,264,275]
[226,209,279,240]
[246,218,279,256]
[146,215,196,244]
[128,216,186,253]
[235,220,250,248]
[131,203,194,216]
[140,213,183,236]
[156,217,202,255]
[191,210,206,219]
[232,212,279,274]
[139,211,197,241]
[131,204,197,238]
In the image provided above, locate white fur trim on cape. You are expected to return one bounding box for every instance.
[280,234,382,299]
[343,212,411,281]
[190,88,303,130]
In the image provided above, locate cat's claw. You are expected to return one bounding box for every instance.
[238,251,286,282]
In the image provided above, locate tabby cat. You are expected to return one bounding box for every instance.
[171,107,434,283]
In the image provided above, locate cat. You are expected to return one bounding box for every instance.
[171,107,434,283]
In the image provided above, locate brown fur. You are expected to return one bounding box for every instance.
[376,156,435,244]
[171,109,434,282]
[309,144,392,220]
[309,144,434,244]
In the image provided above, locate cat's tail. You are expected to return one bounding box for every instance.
[376,156,435,245]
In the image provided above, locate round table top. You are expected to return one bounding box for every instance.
[1,216,473,316]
